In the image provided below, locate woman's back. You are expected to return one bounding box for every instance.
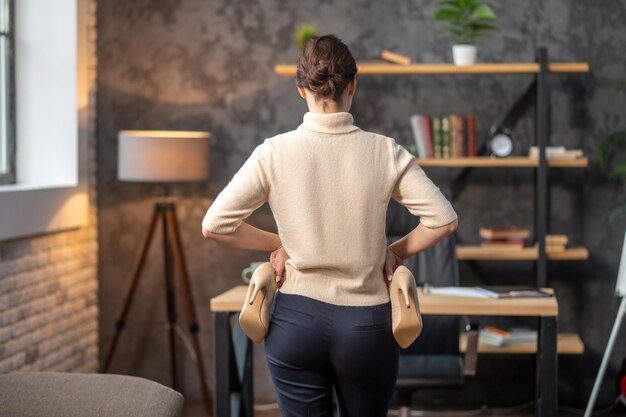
[202,111,457,306]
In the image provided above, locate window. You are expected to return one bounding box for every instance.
[0,0,14,185]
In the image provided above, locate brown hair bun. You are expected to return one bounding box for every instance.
[296,34,357,102]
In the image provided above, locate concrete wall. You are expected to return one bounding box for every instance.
[97,0,626,408]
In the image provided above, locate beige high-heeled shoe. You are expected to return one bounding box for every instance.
[239,262,277,344]
[389,265,423,348]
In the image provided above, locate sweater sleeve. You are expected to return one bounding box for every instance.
[202,141,271,234]
[390,140,458,228]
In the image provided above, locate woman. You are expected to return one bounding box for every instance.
[202,34,458,417]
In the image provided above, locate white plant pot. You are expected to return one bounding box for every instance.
[452,44,477,66]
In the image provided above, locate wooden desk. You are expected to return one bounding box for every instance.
[211,286,559,417]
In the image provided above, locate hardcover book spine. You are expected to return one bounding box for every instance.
[457,115,465,157]
[410,114,427,158]
[422,116,434,158]
[467,115,477,157]
[432,117,442,158]
[441,116,451,159]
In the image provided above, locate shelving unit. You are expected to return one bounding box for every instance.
[456,245,589,261]
[415,156,588,168]
[275,50,590,377]
[276,51,590,285]
[274,61,589,76]
[459,332,584,355]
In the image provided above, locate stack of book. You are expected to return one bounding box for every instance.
[479,227,530,250]
[545,234,569,253]
[479,326,538,347]
[528,146,584,160]
[410,115,477,159]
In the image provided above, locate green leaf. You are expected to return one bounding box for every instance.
[597,130,626,170]
[470,3,496,20]
[609,203,626,222]
[617,81,626,92]
[609,160,626,179]
[434,8,461,21]
[460,0,477,9]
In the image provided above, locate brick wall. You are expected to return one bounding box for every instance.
[0,0,99,374]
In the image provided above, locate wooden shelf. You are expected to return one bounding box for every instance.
[456,245,589,261]
[274,62,589,76]
[459,332,584,354]
[415,156,588,168]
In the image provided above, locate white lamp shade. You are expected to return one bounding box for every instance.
[617,228,626,297]
[118,130,211,182]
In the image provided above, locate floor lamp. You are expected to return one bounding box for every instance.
[584,228,626,417]
[101,130,212,415]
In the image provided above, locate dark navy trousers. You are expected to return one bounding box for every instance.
[264,291,399,417]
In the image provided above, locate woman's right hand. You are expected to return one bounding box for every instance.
[383,247,404,287]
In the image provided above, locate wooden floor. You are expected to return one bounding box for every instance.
[181,399,625,417]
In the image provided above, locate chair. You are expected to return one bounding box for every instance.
[0,372,184,417]
[386,195,479,417]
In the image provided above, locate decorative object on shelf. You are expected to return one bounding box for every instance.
[598,82,626,221]
[487,81,536,157]
[528,146,583,160]
[585,228,626,417]
[433,0,498,66]
[381,49,411,65]
[488,126,513,157]
[103,130,212,414]
[294,23,317,49]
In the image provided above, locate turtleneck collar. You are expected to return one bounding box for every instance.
[298,112,360,135]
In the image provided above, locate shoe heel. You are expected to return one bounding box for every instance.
[390,265,423,349]
[239,262,276,343]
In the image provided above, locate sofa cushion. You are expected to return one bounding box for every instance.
[0,372,184,417]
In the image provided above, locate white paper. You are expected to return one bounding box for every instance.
[425,287,490,298]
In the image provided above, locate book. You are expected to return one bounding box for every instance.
[449,116,457,158]
[479,227,530,240]
[455,115,465,157]
[441,116,451,159]
[467,116,477,157]
[546,244,566,253]
[475,286,554,299]
[421,116,434,158]
[528,146,583,160]
[410,114,427,158]
[380,49,411,66]
[479,326,538,347]
[546,234,568,246]
[432,117,442,158]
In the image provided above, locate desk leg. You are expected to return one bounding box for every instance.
[233,318,254,417]
[214,312,232,417]
[213,312,254,417]
[537,316,557,417]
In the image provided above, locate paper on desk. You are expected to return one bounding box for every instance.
[426,287,490,298]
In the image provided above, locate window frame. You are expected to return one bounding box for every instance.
[0,0,15,185]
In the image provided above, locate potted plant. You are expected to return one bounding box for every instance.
[294,23,317,50]
[598,82,626,221]
[433,0,498,66]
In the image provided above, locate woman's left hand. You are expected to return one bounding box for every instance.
[270,244,290,288]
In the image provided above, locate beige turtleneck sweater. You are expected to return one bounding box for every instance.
[202,112,458,306]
